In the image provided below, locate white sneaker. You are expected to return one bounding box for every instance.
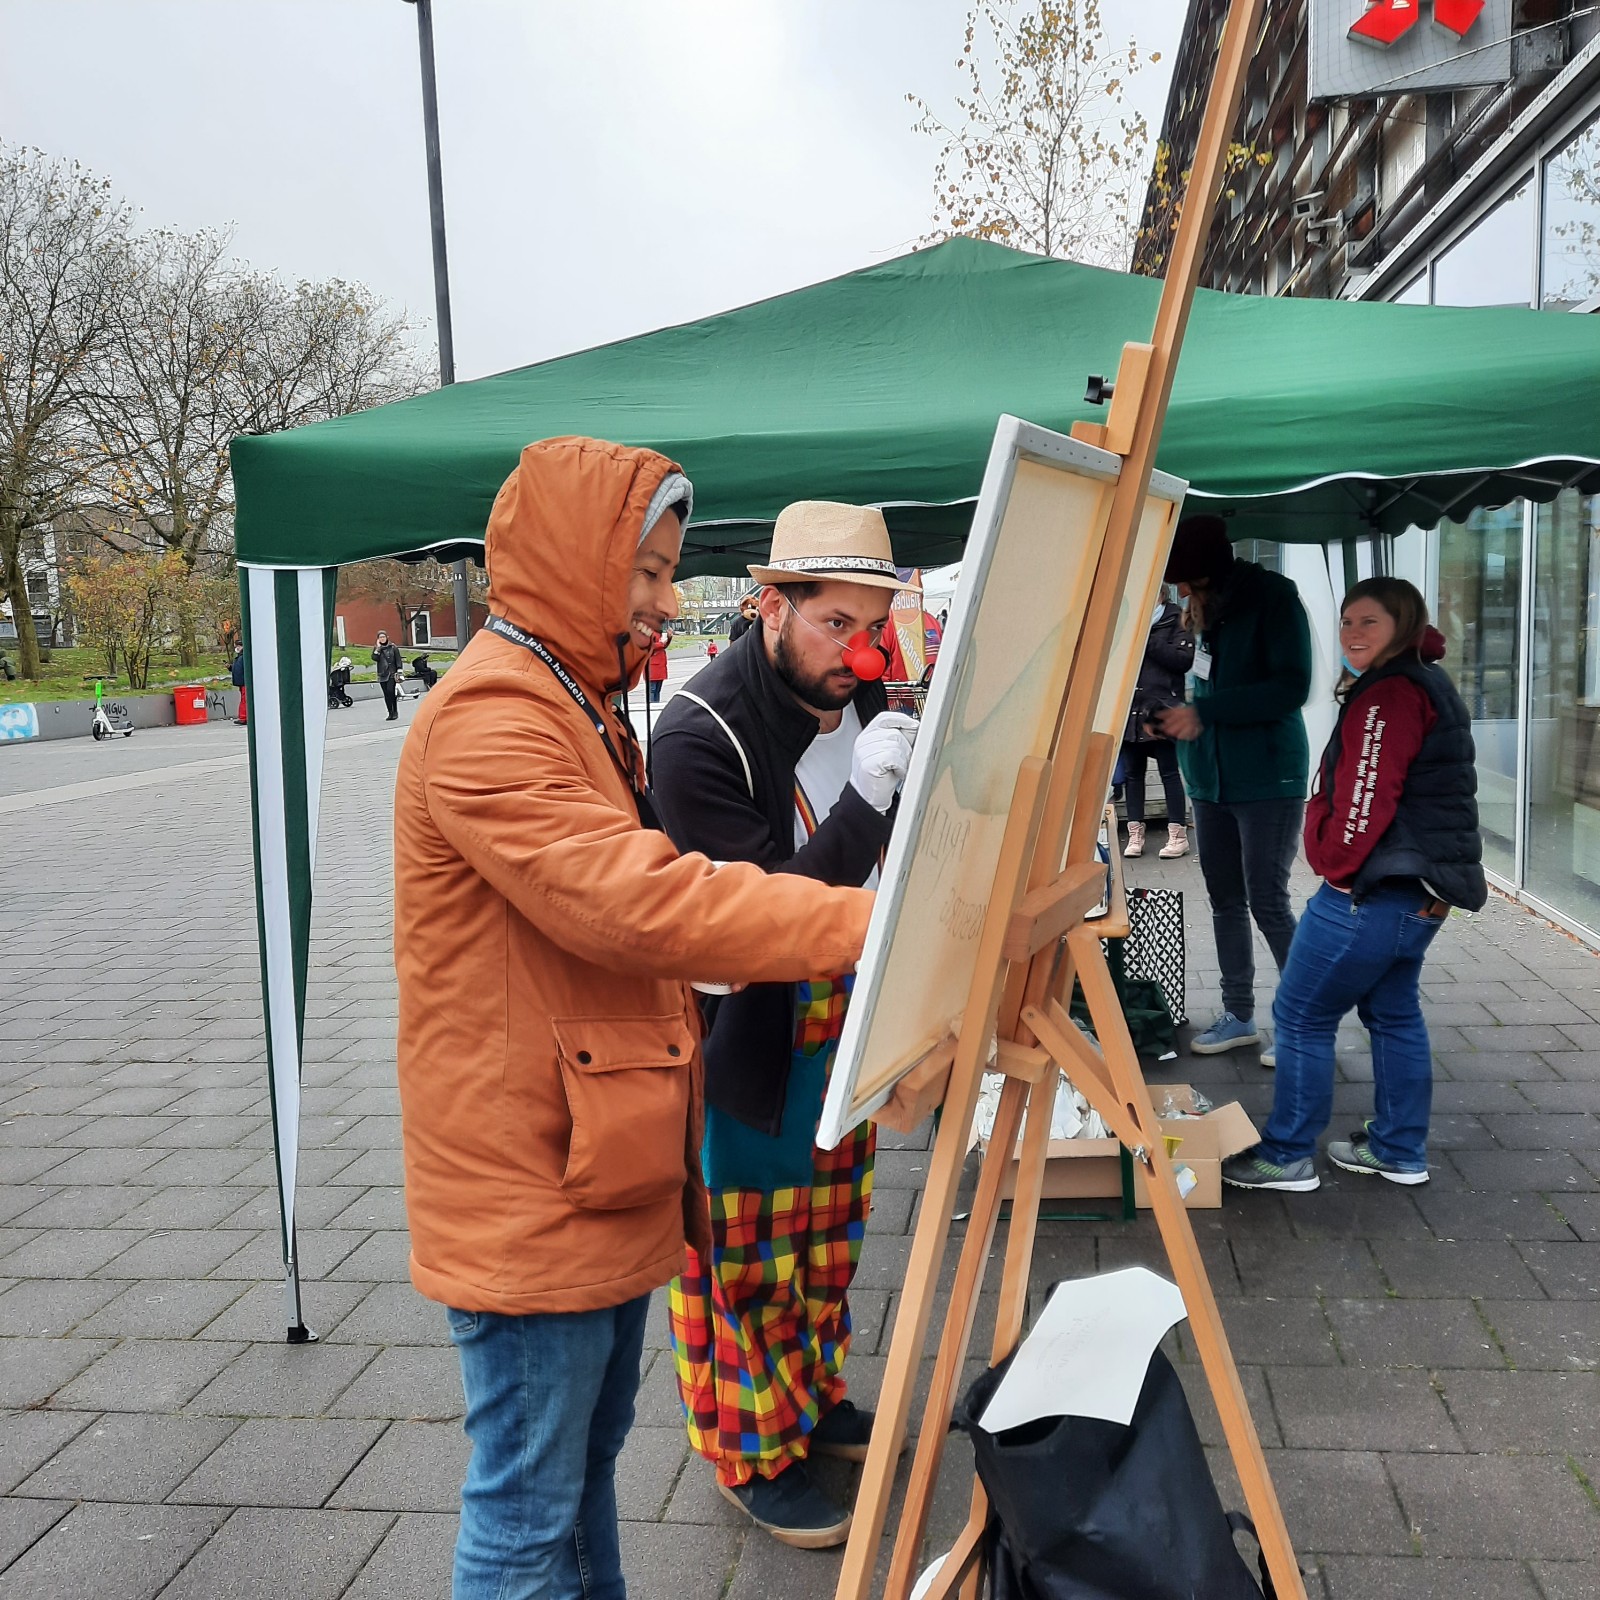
[1123,822,1146,858]
[1158,823,1189,859]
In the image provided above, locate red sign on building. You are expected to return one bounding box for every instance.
[1349,1,1486,48]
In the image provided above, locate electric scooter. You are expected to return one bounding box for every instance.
[91,680,133,740]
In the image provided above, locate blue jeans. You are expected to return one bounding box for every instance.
[1191,797,1303,1020]
[448,1294,650,1600]
[1257,882,1445,1172]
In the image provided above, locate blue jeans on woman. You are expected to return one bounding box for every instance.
[1256,881,1445,1174]
[448,1294,650,1600]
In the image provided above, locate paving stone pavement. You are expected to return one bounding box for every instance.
[2,709,1598,1598]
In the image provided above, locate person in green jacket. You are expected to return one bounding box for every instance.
[1151,516,1311,1065]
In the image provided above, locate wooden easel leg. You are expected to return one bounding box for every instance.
[834,759,1052,1600]
[880,736,1122,1598]
[880,1067,1036,1600]
[1066,925,1307,1600]
[940,744,1117,1600]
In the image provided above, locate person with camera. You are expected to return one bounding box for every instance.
[372,629,404,721]
[650,502,919,1549]
[1121,591,1194,860]
[1151,515,1312,1067]
[392,441,875,1600]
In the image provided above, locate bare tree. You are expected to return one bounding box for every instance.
[0,147,132,679]
[90,230,428,666]
[909,1,1157,270]
[338,558,481,646]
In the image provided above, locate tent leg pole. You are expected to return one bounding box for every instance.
[283,1229,318,1345]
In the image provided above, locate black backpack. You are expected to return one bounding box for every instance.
[954,1347,1276,1599]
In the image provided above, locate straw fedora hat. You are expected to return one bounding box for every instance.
[747,501,918,593]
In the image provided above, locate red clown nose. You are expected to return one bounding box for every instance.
[842,632,886,681]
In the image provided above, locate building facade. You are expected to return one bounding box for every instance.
[1141,0,1600,943]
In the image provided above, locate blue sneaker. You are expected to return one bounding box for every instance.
[1190,1011,1261,1055]
[1221,1149,1320,1193]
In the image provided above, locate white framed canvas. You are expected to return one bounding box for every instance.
[817,416,1186,1148]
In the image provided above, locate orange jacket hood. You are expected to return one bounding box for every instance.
[485,436,688,695]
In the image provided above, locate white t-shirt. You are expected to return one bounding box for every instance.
[794,702,879,889]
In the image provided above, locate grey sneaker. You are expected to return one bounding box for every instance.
[719,1463,852,1549]
[1327,1137,1429,1186]
[1220,1149,1320,1192]
[1191,1011,1262,1054]
[1258,1029,1276,1069]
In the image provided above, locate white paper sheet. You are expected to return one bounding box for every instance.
[979,1267,1187,1432]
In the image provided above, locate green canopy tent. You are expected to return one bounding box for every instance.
[230,237,1600,1336]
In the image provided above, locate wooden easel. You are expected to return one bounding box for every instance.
[833,2,1305,1595]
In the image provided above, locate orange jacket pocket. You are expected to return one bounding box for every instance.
[552,1014,695,1211]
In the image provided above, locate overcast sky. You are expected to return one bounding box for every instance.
[2,0,1184,381]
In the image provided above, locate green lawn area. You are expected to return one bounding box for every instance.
[1,633,704,705]
[0,645,232,704]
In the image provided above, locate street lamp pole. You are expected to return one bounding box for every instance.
[404,0,472,649]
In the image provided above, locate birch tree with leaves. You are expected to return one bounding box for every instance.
[909,1,1158,270]
[0,147,132,680]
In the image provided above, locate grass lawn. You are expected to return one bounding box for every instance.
[0,634,702,705]
[0,645,232,704]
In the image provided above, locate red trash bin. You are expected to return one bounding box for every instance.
[173,685,207,726]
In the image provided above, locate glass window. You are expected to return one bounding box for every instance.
[1526,491,1600,932]
[1541,112,1600,311]
[1431,178,1534,307]
[1232,539,1282,573]
[1394,272,1428,305]
[1435,504,1524,877]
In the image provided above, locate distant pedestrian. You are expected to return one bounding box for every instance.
[706,640,719,660]
[1222,579,1485,1192]
[1122,594,1192,860]
[230,642,248,725]
[1151,515,1311,1068]
[647,630,670,703]
[373,630,403,721]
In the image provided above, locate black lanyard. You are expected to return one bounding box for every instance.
[483,614,661,828]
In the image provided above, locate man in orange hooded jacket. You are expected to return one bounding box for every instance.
[393,437,874,1600]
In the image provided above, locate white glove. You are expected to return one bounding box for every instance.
[850,711,920,812]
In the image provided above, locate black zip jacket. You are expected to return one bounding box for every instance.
[650,626,890,1134]
[373,641,403,683]
[1124,601,1194,744]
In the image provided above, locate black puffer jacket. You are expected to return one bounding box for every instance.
[1124,601,1194,744]
[1323,651,1487,911]
[650,626,890,1133]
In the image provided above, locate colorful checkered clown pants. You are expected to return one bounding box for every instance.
[668,979,876,1487]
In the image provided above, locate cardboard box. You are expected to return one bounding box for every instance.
[981,1085,1260,1210]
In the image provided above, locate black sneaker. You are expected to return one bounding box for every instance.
[718,1462,853,1549]
[811,1398,874,1463]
